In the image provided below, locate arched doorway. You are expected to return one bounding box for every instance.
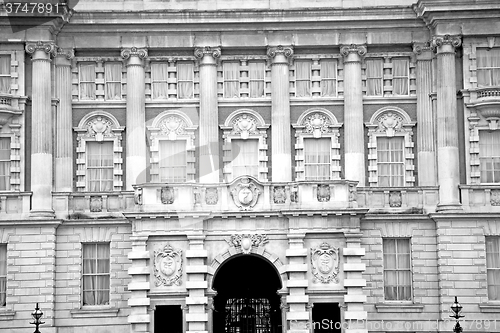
[212,254,283,333]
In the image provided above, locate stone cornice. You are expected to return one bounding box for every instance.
[25,41,57,57]
[121,47,148,60]
[194,46,221,59]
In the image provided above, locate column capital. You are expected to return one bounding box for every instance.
[431,35,462,54]
[413,42,433,61]
[194,46,221,59]
[25,41,56,59]
[121,47,148,60]
[266,45,294,60]
[340,44,367,57]
[55,47,74,66]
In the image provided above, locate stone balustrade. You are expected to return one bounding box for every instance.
[356,186,439,213]
[460,184,500,211]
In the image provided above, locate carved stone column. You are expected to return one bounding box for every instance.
[432,35,462,210]
[341,45,367,186]
[55,48,74,192]
[195,47,221,183]
[121,47,148,189]
[267,46,293,182]
[25,41,56,217]
[413,43,437,186]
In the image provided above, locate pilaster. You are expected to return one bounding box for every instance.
[127,235,151,333]
[195,47,221,183]
[413,43,437,187]
[267,45,293,182]
[431,35,462,211]
[25,41,57,217]
[185,232,209,333]
[121,47,148,189]
[341,45,366,186]
[285,232,309,333]
[55,48,74,192]
[343,232,367,333]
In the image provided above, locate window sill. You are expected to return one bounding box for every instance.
[479,303,500,313]
[375,303,424,313]
[0,310,16,320]
[70,307,119,318]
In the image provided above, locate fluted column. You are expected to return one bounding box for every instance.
[413,43,437,186]
[55,48,74,192]
[341,45,367,186]
[194,47,221,183]
[122,47,148,189]
[432,35,462,210]
[25,41,56,217]
[267,46,293,182]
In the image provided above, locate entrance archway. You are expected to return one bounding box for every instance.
[212,254,283,333]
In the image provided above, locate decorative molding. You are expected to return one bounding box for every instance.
[25,41,57,57]
[230,177,262,210]
[194,46,221,59]
[226,234,269,254]
[317,184,331,202]
[160,187,175,204]
[90,196,103,212]
[205,187,219,205]
[153,244,183,287]
[311,242,340,284]
[389,191,402,207]
[267,45,294,59]
[120,47,148,60]
[273,186,286,204]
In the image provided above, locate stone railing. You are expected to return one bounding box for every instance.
[132,177,359,215]
[476,87,500,99]
[53,191,135,219]
[356,186,439,213]
[0,192,31,218]
[460,185,500,211]
[0,94,24,125]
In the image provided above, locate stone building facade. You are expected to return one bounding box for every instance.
[0,0,499,333]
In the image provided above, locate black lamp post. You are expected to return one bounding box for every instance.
[30,303,44,333]
[450,296,464,333]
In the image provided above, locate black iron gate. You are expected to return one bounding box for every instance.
[224,298,272,333]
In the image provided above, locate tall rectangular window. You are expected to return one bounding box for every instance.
[231,139,259,178]
[477,48,500,87]
[0,55,10,94]
[320,59,337,97]
[159,140,187,183]
[82,243,110,306]
[392,58,409,95]
[366,58,383,96]
[486,237,500,300]
[377,137,405,187]
[223,62,240,98]
[0,138,10,191]
[79,63,96,100]
[177,62,194,99]
[104,62,122,100]
[86,142,113,192]
[383,238,411,301]
[0,244,6,306]
[479,131,500,183]
[249,61,265,98]
[304,138,330,180]
[295,60,311,97]
[151,62,168,99]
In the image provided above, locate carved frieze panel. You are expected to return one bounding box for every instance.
[90,196,102,212]
[311,242,340,284]
[230,177,261,210]
[491,190,500,206]
[317,184,331,202]
[205,187,218,205]
[154,244,183,287]
[226,234,269,254]
[230,113,259,139]
[273,186,286,204]
[389,191,402,207]
[161,186,175,204]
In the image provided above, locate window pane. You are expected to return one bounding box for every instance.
[383,238,411,300]
[480,131,500,183]
[86,142,114,192]
[393,58,409,95]
[0,55,10,94]
[295,60,311,97]
[249,61,265,98]
[304,138,330,180]
[477,48,500,87]
[320,59,337,97]
[178,62,194,99]
[151,63,168,99]
[105,62,121,100]
[366,59,383,96]
[231,139,259,178]
[82,244,110,306]
[80,63,96,100]
[0,138,10,191]
[159,140,187,182]
[377,137,405,186]
[224,62,239,98]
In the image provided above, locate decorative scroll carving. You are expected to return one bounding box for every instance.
[290,184,298,203]
[161,187,174,204]
[340,44,367,57]
[376,112,404,137]
[273,186,286,204]
[267,45,294,59]
[154,245,183,287]
[56,47,75,60]
[85,116,114,142]
[226,234,269,254]
[120,47,148,60]
[303,113,332,138]
[134,187,142,205]
[25,41,57,56]
[491,190,500,206]
[412,42,432,55]
[389,191,402,207]
[311,242,340,284]
[205,187,218,205]
[431,35,462,51]
[194,46,221,59]
[90,196,102,212]
[230,113,259,139]
[159,116,187,140]
[349,183,357,202]
[193,187,201,205]
[230,177,261,210]
[317,184,331,202]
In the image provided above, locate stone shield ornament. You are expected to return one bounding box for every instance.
[161,187,174,204]
[205,187,218,205]
[230,177,261,210]
[154,245,183,287]
[311,242,339,284]
[273,186,286,204]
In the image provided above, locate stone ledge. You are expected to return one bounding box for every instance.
[375,303,424,313]
[479,303,500,313]
[0,310,15,320]
[70,307,119,318]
